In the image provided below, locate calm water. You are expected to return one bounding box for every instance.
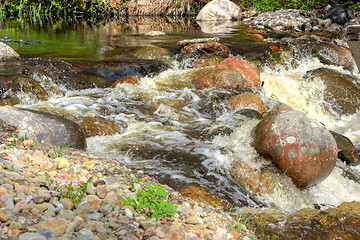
[2,18,360,213]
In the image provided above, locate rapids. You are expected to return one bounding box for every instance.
[2,19,360,217]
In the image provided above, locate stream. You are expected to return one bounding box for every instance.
[1,18,360,238]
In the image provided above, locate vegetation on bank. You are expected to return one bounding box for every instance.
[0,0,359,21]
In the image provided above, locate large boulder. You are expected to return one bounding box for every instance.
[0,42,20,61]
[196,0,242,21]
[253,110,338,189]
[187,68,244,90]
[0,106,85,149]
[216,58,261,91]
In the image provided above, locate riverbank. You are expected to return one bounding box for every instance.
[0,135,260,239]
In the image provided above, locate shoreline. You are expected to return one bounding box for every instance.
[0,137,256,239]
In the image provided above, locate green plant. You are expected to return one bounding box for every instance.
[51,142,75,158]
[122,181,177,220]
[11,132,19,146]
[44,171,93,208]
[130,178,143,191]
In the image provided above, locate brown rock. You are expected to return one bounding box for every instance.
[111,75,139,87]
[253,110,338,189]
[131,46,171,60]
[314,43,354,70]
[35,219,67,237]
[228,92,267,117]
[216,58,261,90]
[188,68,244,90]
[181,41,229,58]
[60,198,74,210]
[331,131,360,165]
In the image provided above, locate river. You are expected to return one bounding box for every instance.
[1,18,360,237]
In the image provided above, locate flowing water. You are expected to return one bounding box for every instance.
[2,19,360,218]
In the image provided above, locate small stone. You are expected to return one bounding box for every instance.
[33,196,45,204]
[124,207,134,219]
[59,198,74,210]
[23,139,34,147]
[36,228,57,239]
[0,210,8,222]
[56,157,70,169]
[185,217,204,225]
[34,219,67,237]
[140,220,157,230]
[100,199,114,215]
[18,232,47,240]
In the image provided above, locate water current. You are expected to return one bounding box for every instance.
[2,19,360,215]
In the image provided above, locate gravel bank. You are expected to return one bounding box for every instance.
[0,136,256,240]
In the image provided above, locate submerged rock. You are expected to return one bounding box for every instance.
[196,0,242,21]
[216,58,261,91]
[253,110,338,189]
[81,59,168,83]
[0,106,85,149]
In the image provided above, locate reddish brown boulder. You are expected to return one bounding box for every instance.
[331,131,360,166]
[216,58,261,91]
[187,68,244,90]
[181,41,229,58]
[253,110,338,189]
[314,43,354,70]
[228,92,267,117]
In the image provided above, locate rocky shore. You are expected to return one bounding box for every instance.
[0,134,256,240]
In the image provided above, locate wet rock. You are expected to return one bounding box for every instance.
[111,75,140,87]
[0,42,20,61]
[269,104,293,114]
[244,201,360,240]
[196,0,241,21]
[303,67,360,115]
[253,110,338,189]
[0,106,86,149]
[181,41,229,58]
[331,131,360,165]
[228,92,267,117]
[216,58,261,90]
[314,43,354,70]
[131,46,171,61]
[0,74,48,103]
[81,59,168,83]
[187,68,244,90]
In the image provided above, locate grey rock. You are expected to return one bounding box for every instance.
[0,42,20,61]
[0,106,85,149]
[18,232,47,240]
[36,228,58,239]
